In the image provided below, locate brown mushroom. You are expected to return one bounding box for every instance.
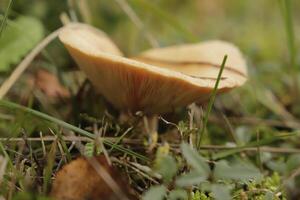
[59,23,247,115]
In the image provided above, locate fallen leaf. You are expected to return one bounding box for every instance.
[32,69,70,99]
[51,155,137,200]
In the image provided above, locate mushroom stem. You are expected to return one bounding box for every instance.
[143,115,158,151]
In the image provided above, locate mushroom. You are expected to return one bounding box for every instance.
[59,23,247,148]
[59,23,247,115]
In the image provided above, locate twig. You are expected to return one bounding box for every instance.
[112,157,160,184]
[0,136,139,143]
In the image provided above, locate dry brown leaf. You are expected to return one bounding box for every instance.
[59,23,247,114]
[50,155,137,200]
[33,69,70,99]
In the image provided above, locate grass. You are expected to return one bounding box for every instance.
[279,0,296,70]
[0,100,149,162]
[0,0,12,37]
[212,131,299,160]
[0,141,13,168]
[197,55,227,149]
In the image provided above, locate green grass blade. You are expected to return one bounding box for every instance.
[279,0,296,69]
[55,130,72,162]
[0,100,149,161]
[212,132,299,160]
[129,0,198,42]
[0,141,13,167]
[197,55,228,149]
[109,127,133,152]
[0,0,13,37]
[43,141,57,193]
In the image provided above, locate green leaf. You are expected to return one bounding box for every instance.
[235,126,252,144]
[265,160,286,174]
[214,161,263,182]
[176,170,208,187]
[168,189,188,200]
[180,143,210,174]
[154,154,178,183]
[211,184,231,200]
[142,185,167,200]
[264,191,275,200]
[286,154,300,172]
[0,16,44,71]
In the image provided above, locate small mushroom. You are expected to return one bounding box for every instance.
[59,23,247,115]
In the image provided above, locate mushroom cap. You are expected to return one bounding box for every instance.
[59,23,247,114]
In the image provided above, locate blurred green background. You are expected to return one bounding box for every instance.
[1,0,299,60]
